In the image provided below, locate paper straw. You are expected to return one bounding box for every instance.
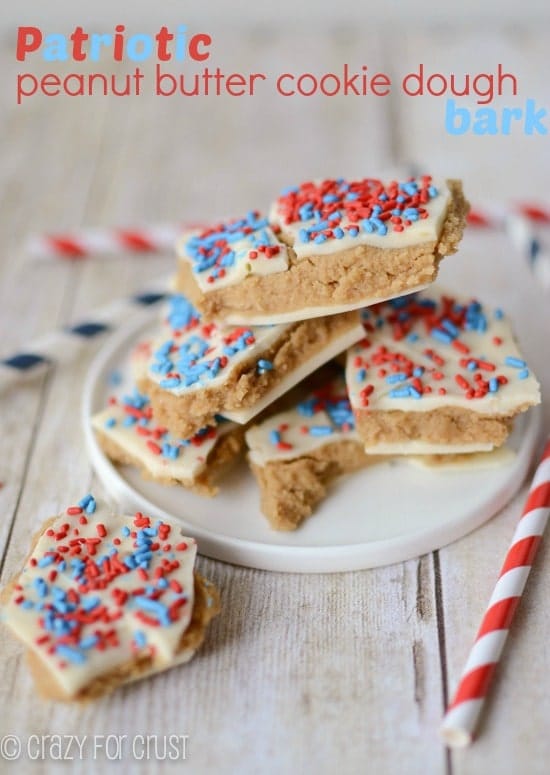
[0,284,170,393]
[27,223,206,261]
[440,437,550,747]
[467,203,550,229]
[505,213,550,291]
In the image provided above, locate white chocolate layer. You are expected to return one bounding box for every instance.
[346,287,541,415]
[91,405,227,482]
[148,316,291,397]
[176,218,289,294]
[221,283,431,326]
[270,179,451,259]
[222,324,364,424]
[3,504,197,697]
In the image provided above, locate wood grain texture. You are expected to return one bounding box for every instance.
[0,25,549,775]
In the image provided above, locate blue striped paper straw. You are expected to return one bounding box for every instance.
[505,214,550,291]
[0,286,169,393]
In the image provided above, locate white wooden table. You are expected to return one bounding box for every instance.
[0,24,549,774]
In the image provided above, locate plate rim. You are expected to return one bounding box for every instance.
[82,309,542,573]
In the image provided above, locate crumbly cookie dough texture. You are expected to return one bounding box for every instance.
[174,176,469,324]
[143,293,363,438]
[1,496,220,701]
[346,287,541,452]
[245,373,377,529]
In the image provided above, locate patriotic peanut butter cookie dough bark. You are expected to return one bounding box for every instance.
[174,176,468,324]
[346,289,541,454]
[92,389,244,496]
[1,496,220,701]
[143,294,364,438]
[245,373,378,530]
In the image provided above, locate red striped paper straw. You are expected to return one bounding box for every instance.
[440,437,550,747]
[467,202,550,228]
[26,222,207,260]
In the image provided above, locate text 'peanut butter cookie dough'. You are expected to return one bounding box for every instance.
[141,294,364,439]
[92,388,244,497]
[346,288,541,453]
[1,496,220,701]
[174,175,469,324]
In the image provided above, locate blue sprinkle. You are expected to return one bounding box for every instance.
[441,319,459,337]
[505,356,527,369]
[348,227,359,237]
[78,493,93,509]
[333,227,345,239]
[412,366,424,377]
[356,368,367,382]
[389,387,412,399]
[37,555,55,568]
[104,417,116,429]
[489,378,499,393]
[407,332,419,343]
[21,599,35,609]
[269,429,281,445]
[299,229,310,243]
[314,233,327,244]
[257,359,274,375]
[297,399,316,417]
[432,329,453,345]
[409,387,422,399]
[121,525,131,537]
[160,377,181,389]
[33,578,48,598]
[309,426,333,436]
[494,308,504,320]
[79,635,99,649]
[386,373,408,384]
[133,596,170,625]
[134,631,147,648]
[85,498,96,515]
[82,596,101,612]
[518,369,530,380]
[56,645,86,664]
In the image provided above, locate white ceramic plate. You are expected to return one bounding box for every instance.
[82,311,541,573]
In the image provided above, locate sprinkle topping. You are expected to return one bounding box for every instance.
[271,176,446,256]
[346,289,540,412]
[179,212,288,290]
[245,373,357,465]
[148,295,288,396]
[92,387,224,478]
[4,498,197,696]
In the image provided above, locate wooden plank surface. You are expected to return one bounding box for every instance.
[0,25,549,775]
